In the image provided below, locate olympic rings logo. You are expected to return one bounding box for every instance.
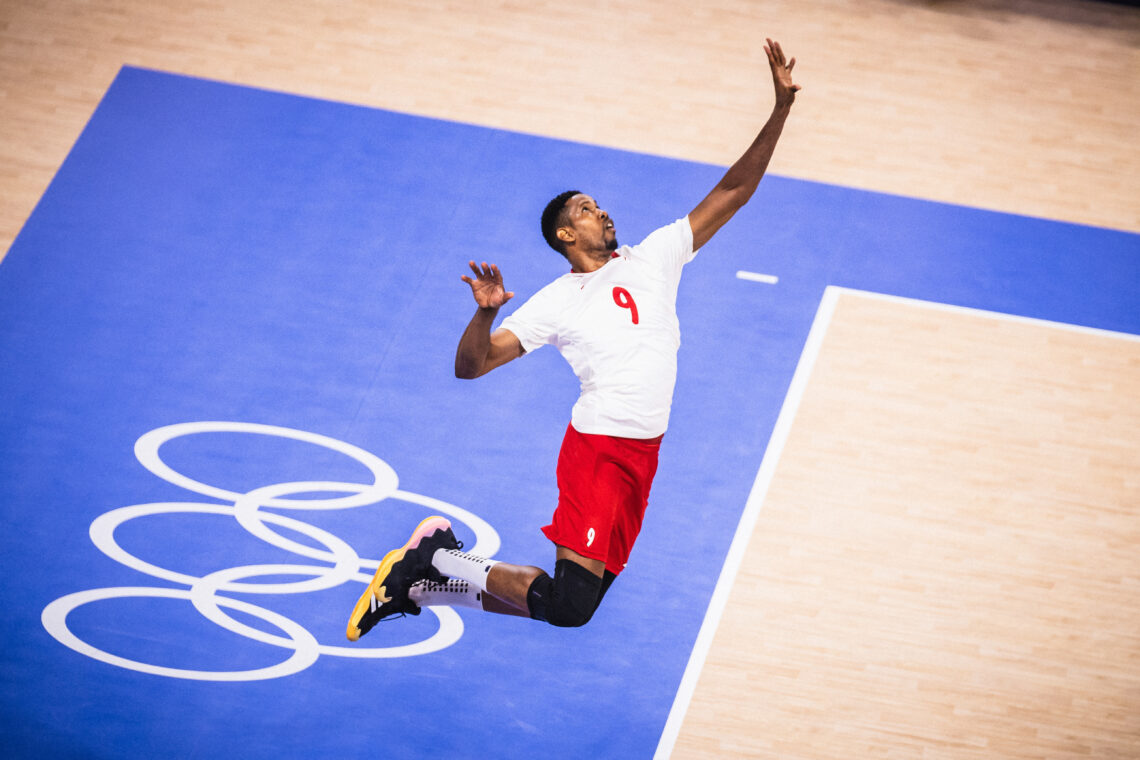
[41,421,500,681]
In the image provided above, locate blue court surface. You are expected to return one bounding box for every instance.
[1,68,1137,759]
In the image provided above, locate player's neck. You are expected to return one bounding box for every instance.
[567,246,613,274]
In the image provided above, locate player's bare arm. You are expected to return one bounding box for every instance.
[455,260,524,379]
[688,38,800,250]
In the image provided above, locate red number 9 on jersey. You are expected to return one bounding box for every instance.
[612,287,639,325]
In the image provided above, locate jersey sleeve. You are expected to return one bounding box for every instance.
[624,217,697,277]
[499,283,561,354]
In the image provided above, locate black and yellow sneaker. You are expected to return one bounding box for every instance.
[345,515,461,641]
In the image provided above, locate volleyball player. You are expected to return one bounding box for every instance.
[347,38,799,640]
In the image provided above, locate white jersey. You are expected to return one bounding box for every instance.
[500,217,697,438]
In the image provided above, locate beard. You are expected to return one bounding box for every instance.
[606,234,619,251]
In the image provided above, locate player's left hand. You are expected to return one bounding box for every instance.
[764,38,800,107]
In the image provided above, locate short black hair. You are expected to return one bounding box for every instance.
[540,189,581,256]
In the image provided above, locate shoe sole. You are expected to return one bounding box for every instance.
[346,515,452,641]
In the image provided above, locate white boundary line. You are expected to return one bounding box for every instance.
[653,285,1139,758]
[653,285,842,759]
[831,286,1140,343]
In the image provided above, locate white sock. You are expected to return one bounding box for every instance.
[432,549,500,593]
[409,578,482,610]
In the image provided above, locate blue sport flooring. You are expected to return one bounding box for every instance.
[1,67,1137,759]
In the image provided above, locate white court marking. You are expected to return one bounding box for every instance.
[42,421,501,680]
[653,285,1140,758]
[735,270,780,285]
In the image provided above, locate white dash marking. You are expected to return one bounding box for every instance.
[735,270,779,285]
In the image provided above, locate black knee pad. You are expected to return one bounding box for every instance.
[526,559,603,628]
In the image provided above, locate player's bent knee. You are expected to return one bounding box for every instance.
[526,558,603,628]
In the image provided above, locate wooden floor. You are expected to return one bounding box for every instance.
[673,291,1140,758]
[2,1,1138,757]
[2,0,1138,262]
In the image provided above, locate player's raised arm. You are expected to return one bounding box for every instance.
[455,261,524,379]
[688,38,801,251]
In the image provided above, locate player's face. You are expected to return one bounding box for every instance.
[567,194,618,251]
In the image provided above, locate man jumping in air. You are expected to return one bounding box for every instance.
[347,38,800,640]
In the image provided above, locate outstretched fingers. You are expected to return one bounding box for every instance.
[460,260,513,306]
[769,38,793,66]
[764,37,801,100]
[462,260,498,281]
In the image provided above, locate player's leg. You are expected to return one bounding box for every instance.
[414,544,612,620]
[410,545,618,621]
[346,513,544,638]
[346,520,621,637]
[344,518,561,634]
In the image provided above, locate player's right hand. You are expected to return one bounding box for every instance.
[764,38,800,107]
[461,261,514,309]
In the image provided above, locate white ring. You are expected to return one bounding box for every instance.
[134,422,398,509]
[45,422,502,679]
[42,587,320,682]
[90,501,360,593]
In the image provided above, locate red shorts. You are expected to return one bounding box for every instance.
[541,423,664,576]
